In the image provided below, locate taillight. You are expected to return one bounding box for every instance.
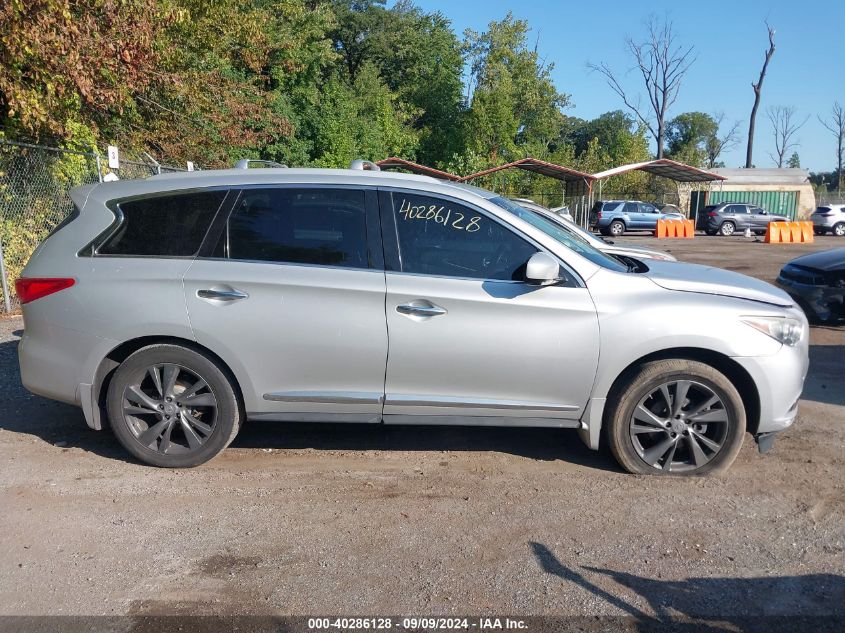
[707,211,718,217]
[596,211,602,219]
[14,278,75,304]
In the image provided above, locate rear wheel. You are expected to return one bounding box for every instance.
[606,360,746,476]
[609,220,626,236]
[833,222,845,237]
[719,221,736,236]
[106,344,241,467]
[814,228,827,236]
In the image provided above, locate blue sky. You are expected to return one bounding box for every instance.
[409,0,844,173]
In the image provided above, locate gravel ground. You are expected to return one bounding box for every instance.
[0,234,843,625]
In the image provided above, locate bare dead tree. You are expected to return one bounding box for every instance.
[706,112,741,168]
[588,15,695,158]
[766,105,809,168]
[745,23,775,168]
[819,102,845,195]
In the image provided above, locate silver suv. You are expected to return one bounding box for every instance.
[17,165,809,474]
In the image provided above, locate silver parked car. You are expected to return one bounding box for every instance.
[509,199,678,263]
[509,197,574,223]
[17,164,808,474]
[811,204,845,236]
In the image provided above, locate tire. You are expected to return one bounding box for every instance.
[106,344,241,467]
[605,359,746,476]
[609,220,626,236]
[833,222,845,237]
[814,228,827,236]
[704,229,717,236]
[719,221,736,236]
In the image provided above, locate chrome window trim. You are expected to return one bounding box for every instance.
[384,394,578,412]
[263,391,384,405]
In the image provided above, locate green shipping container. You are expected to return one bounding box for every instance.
[690,190,799,221]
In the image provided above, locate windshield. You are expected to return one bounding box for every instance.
[490,196,628,272]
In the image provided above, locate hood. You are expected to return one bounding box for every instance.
[786,247,845,272]
[644,260,793,307]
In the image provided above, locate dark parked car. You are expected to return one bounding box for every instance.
[589,200,684,236]
[702,202,788,236]
[776,247,845,323]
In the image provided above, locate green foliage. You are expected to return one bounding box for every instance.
[464,13,570,165]
[788,152,801,168]
[0,0,724,199]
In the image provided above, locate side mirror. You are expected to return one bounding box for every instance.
[525,252,562,285]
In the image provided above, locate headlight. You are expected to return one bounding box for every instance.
[741,316,804,346]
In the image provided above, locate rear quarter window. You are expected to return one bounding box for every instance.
[98,190,226,256]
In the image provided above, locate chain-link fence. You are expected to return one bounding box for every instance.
[0,138,189,313]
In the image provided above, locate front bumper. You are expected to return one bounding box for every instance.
[776,276,844,322]
[732,332,809,435]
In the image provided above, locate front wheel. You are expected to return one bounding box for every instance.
[833,222,845,237]
[106,344,241,467]
[606,360,746,476]
[719,221,736,236]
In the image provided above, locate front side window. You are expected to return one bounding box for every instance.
[99,190,226,256]
[217,188,369,268]
[639,203,658,214]
[492,197,628,273]
[390,193,537,280]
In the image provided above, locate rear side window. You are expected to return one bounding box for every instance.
[623,202,638,214]
[99,190,226,256]
[217,188,369,268]
[390,192,537,281]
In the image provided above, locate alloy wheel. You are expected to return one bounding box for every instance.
[834,223,845,236]
[629,380,731,473]
[720,222,735,236]
[121,363,218,455]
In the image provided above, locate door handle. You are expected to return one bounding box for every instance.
[396,302,447,317]
[197,288,249,301]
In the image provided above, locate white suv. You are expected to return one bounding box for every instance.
[812,204,845,236]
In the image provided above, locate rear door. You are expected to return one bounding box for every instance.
[183,185,388,422]
[749,206,769,229]
[378,188,600,426]
[623,202,642,227]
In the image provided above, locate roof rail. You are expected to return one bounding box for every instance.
[233,159,288,169]
[349,159,381,171]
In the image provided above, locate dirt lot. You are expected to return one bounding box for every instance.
[0,234,843,626]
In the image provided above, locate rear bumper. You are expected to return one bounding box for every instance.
[18,318,117,409]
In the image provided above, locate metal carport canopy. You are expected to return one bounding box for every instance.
[591,158,727,183]
[459,157,594,196]
[376,157,462,181]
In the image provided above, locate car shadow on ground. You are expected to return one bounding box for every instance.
[529,542,845,631]
[803,343,845,407]
[0,335,620,472]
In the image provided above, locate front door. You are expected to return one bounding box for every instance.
[183,185,388,423]
[379,189,600,426]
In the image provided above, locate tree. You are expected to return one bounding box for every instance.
[819,102,845,195]
[787,152,800,168]
[705,112,741,168]
[0,0,167,142]
[745,23,775,168]
[666,112,718,165]
[589,15,695,158]
[463,13,570,164]
[766,105,808,168]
